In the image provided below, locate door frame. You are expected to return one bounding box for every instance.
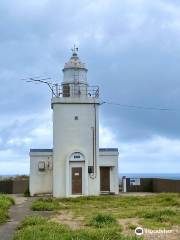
[100,167,110,192]
[69,161,85,196]
[66,151,89,197]
[71,167,82,195]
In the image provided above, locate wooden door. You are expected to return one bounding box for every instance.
[72,167,82,194]
[100,167,110,192]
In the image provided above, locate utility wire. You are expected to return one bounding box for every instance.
[21,77,180,112]
[102,101,180,112]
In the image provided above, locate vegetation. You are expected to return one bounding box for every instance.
[14,216,140,240]
[0,175,29,181]
[31,198,60,211]
[89,213,117,228]
[31,193,180,229]
[0,194,15,224]
[24,187,30,197]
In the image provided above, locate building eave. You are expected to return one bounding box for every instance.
[29,149,53,157]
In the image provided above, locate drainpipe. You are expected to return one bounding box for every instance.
[122,176,127,193]
[90,103,97,179]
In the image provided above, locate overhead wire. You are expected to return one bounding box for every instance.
[101,101,180,112]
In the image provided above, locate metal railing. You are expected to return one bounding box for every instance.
[52,84,99,98]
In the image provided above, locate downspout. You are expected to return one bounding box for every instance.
[90,103,97,179]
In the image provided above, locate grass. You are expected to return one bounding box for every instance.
[24,187,30,197]
[31,198,60,211]
[89,213,117,228]
[127,223,136,230]
[14,216,140,240]
[0,194,15,224]
[31,193,180,229]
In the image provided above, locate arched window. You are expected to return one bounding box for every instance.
[69,152,85,161]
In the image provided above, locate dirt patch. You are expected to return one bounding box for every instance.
[50,210,85,230]
[118,218,140,236]
[11,194,27,205]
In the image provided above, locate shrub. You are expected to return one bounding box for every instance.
[89,213,117,228]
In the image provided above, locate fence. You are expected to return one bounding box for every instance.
[125,178,180,193]
[153,179,180,193]
[0,180,29,194]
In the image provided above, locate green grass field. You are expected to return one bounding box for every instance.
[31,193,180,229]
[0,194,15,224]
[14,193,180,239]
[13,215,140,240]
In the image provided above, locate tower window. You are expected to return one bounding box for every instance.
[74,116,78,120]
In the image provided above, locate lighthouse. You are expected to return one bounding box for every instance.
[52,47,100,197]
[29,48,119,197]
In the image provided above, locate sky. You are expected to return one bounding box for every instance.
[1,0,180,175]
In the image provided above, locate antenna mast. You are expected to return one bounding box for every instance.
[22,77,58,97]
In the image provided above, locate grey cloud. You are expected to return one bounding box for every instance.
[1,0,180,173]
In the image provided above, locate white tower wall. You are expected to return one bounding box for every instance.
[52,98,100,197]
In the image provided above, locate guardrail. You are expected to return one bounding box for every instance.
[52,84,99,98]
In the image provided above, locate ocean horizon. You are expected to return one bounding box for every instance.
[1,173,180,180]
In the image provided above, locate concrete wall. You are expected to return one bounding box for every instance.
[0,180,29,194]
[126,178,153,192]
[153,179,180,193]
[52,97,100,197]
[0,180,13,194]
[99,150,119,194]
[125,178,180,193]
[30,151,53,196]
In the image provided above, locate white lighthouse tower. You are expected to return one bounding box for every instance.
[52,48,100,197]
[29,48,119,197]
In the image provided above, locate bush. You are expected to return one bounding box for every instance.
[89,213,117,228]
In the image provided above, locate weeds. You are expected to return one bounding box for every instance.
[13,216,140,240]
[89,213,117,228]
[31,193,180,229]
[0,194,15,224]
[31,198,60,211]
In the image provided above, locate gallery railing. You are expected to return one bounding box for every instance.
[51,84,99,98]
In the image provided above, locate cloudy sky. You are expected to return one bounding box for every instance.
[1,0,180,175]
